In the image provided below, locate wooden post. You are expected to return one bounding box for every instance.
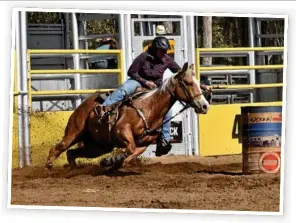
[202,16,212,65]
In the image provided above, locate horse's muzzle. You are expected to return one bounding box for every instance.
[192,97,209,114]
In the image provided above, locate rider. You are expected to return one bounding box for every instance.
[90,37,118,69]
[99,36,210,156]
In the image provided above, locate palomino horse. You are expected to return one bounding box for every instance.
[45,62,210,171]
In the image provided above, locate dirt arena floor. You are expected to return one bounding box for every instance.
[10,154,281,212]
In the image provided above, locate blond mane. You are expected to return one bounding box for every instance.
[140,73,177,101]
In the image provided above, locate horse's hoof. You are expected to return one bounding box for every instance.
[69,165,78,170]
[64,163,78,170]
[115,153,126,161]
[122,161,131,168]
[100,157,112,168]
[45,163,53,171]
[101,166,115,174]
[63,164,70,169]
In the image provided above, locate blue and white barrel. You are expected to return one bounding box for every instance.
[241,106,282,174]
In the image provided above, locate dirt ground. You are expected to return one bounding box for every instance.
[10,154,281,212]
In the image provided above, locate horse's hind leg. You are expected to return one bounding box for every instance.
[66,146,107,168]
[45,133,79,169]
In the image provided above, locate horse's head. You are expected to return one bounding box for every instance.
[168,62,210,114]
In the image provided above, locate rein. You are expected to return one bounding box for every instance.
[138,78,202,138]
[95,77,204,140]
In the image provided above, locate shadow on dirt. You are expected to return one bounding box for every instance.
[11,164,143,181]
[195,170,243,176]
[11,161,243,180]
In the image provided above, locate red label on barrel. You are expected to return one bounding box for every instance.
[259,152,281,173]
[272,116,282,122]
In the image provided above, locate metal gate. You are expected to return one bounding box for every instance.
[130,16,189,157]
[196,47,284,156]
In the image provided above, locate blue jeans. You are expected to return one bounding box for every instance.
[103,78,172,142]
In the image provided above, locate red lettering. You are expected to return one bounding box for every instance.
[272,117,282,122]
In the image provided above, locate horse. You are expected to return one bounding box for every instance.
[45,62,210,171]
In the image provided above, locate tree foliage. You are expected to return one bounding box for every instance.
[27,12,62,24]
[199,16,284,65]
[86,18,117,49]
[27,12,285,64]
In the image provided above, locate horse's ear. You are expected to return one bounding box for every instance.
[189,63,194,70]
[175,62,188,79]
[182,62,189,72]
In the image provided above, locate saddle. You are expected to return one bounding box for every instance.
[89,87,153,142]
[89,87,174,157]
[94,87,150,117]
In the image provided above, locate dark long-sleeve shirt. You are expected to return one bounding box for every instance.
[127,50,181,87]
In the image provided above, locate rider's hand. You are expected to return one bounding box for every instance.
[145,81,157,89]
[201,84,212,93]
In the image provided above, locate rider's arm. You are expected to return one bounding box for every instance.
[167,58,181,73]
[127,53,148,86]
[200,79,212,92]
[145,56,181,78]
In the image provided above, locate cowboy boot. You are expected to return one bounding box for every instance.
[155,137,172,157]
[94,104,114,123]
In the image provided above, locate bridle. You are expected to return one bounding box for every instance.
[97,75,208,141]
[134,76,207,139]
[167,77,204,109]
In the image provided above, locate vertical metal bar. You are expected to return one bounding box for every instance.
[148,22,152,36]
[14,51,17,112]
[20,11,31,166]
[78,20,87,69]
[256,19,265,65]
[186,16,196,70]
[248,17,256,103]
[15,11,24,168]
[188,15,199,157]
[195,16,199,48]
[117,53,120,86]
[182,16,188,64]
[139,15,144,36]
[82,20,88,50]
[65,13,71,50]
[27,50,32,111]
[117,51,124,85]
[119,13,127,83]
[196,48,201,80]
[256,20,262,47]
[71,12,81,107]
[125,14,133,66]
[182,15,191,156]
[64,13,71,73]
[194,15,200,156]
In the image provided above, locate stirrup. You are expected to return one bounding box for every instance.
[155,138,172,157]
[94,105,112,123]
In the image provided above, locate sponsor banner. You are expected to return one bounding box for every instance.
[169,121,183,143]
[151,121,183,144]
[243,112,282,124]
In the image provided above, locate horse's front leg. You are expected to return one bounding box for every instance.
[122,134,159,167]
[123,146,146,167]
[113,125,147,167]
